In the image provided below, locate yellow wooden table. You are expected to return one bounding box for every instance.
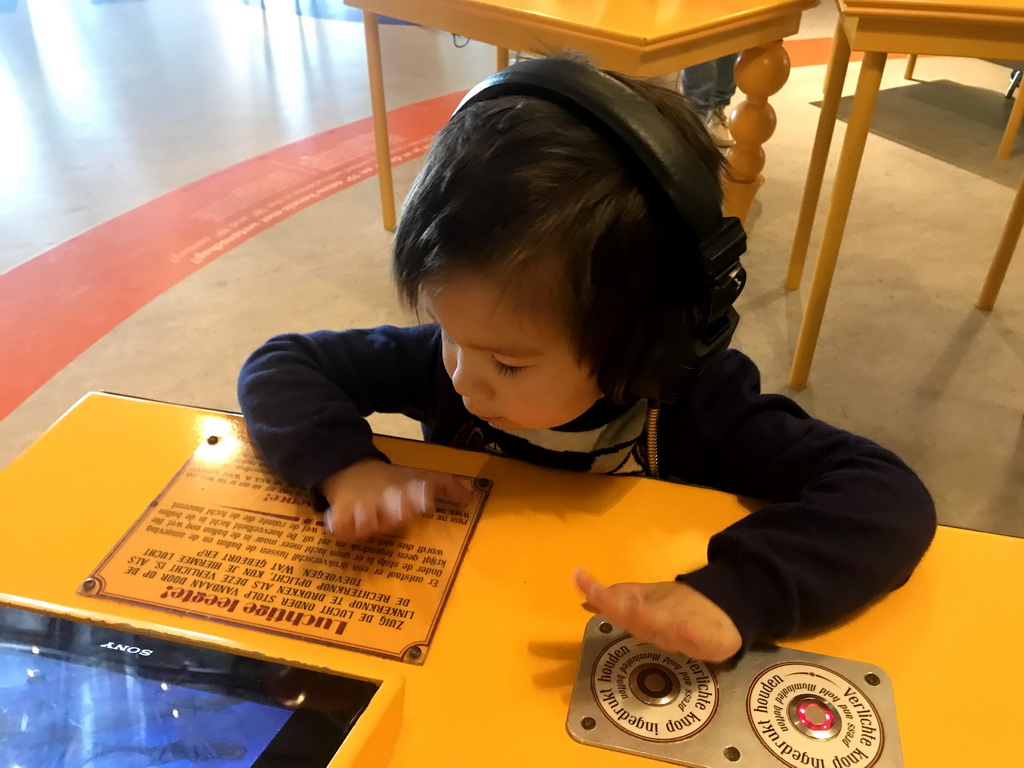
[1,392,1021,766]
[785,0,1024,389]
[344,0,819,229]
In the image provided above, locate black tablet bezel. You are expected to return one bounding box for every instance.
[0,603,379,768]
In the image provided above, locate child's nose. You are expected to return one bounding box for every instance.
[451,355,494,400]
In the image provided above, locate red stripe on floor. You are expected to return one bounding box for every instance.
[0,91,465,421]
[0,37,887,421]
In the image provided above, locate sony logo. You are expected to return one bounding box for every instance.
[100,641,153,656]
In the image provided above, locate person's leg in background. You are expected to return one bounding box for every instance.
[683,54,739,147]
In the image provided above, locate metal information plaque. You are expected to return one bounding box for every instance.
[80,435,490,663]
[568,616,902,768]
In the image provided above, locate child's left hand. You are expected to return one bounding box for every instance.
[574,568,742,663]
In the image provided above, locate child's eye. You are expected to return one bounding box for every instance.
[494,360,524,377]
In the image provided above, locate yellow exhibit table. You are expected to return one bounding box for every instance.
[1,392,1021,766]
[785,0,1024,389]
[342,0,819,229]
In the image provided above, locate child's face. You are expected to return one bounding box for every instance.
[424,273,602,431]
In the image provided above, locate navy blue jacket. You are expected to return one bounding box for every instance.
[238,324,936,651]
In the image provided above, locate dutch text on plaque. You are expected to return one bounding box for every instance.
[81,435,490,663]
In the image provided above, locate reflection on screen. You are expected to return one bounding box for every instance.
[0,645,293,768]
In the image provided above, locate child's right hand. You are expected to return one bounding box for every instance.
[318,459,471,542]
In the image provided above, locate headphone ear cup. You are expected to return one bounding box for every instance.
[628,308,739,404]
[600,306,737,405]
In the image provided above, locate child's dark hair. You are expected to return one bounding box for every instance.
[392,61,726,377]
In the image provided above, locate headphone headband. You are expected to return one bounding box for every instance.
[457,58,723,241]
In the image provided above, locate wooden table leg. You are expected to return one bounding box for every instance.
[977,172,1024,310]
[363,11,396,230]
[788,50,888,390]
[904,54,918,80]
[497,46,509,71]
[723,40,791,224]
[786,19,852,290]
[997,85,1023,161]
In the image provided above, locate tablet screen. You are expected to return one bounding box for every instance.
[0,605,379,768]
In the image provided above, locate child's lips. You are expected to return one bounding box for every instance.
[468,409,500,422]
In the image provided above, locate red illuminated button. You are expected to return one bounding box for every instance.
[787,695,842,740]
[797,700,833,730]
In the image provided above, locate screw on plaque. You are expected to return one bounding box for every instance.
[598,622,613,634]
[407,646,423,661]
[82,578,98,594]
[207,436,219,445]
[864,673,880,686]
[724,746,741,762]
[581,717,596,730]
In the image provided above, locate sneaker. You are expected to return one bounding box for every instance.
[706,106,735,148]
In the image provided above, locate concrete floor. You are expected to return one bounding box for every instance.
[1,0,1022,538]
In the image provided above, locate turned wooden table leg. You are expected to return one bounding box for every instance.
[723,40,791,224]
[364,11,396,230]
[787,19,852,289]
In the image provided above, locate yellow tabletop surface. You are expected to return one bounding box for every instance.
[835,0,1024,58]
[351,0,816,43]
[841,0,1024,21]
[344,0,818,74]
[1,393,1022,766]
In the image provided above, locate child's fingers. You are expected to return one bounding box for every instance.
[574,569,603,614]
[381,485,411,527]
[352,500,381,539]
[324,505,357,541]
[324,470,475,544]
[434,475,473,504]
[394,480,429,526]
[366,481,427,536]
[576,572,646,632]
[451,478,475,502]
[404,478,430,514]
[574,568,598,591]
[574,567,603,603]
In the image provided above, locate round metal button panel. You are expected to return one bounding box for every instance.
[746,663,885,768]
[590,635,719,742]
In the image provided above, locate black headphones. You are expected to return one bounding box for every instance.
[454,57,747,405]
